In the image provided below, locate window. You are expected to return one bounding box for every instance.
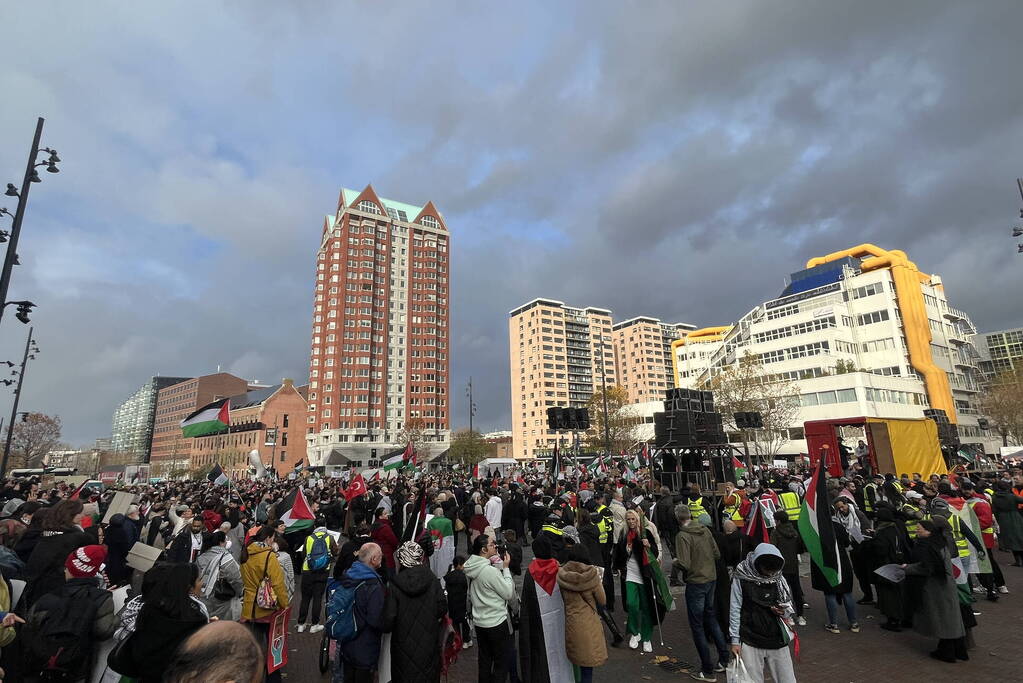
[357,200,381,214]
[420,215,440,228]
[856,310,890,326]
[846,282,884,300]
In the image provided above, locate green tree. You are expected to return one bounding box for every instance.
[448,429,489,467]
[706,351,800,464]
[583,385,639,456]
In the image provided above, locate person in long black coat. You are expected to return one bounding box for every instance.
[21,501,91,609]
[106,513,140,586]
[866,506,907,630]
[443,557,471,646]
[381,541,448,683]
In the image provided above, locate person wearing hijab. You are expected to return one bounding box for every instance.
[867,505,908,631]
[728,543,796,683]
[902,519,967,662]
[382,541,448,682]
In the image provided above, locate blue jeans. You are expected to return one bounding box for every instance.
[684,580,729,674]
[824,592,857,626]
[580,666,593,683]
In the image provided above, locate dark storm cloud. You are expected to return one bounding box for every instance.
[0,1,1020,443]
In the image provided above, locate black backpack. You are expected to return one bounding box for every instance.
[24,583,108,681]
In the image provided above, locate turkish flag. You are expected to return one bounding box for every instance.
[344,473,367,502]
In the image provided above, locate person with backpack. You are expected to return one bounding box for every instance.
[298,517,337,633]
[331,542,386,683]
[382,541,448,682]
[240,526,291,683]
[23,545,116,682]
[196,531,244,621]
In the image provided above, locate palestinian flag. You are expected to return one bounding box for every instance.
[797,458,842,587]
[382,449,406,471]
[69,480,89,500]
[586,457,603,474]
[744,496,770,546]
[207,463,229,486]
[472,462,480,479]
[402,442,419,472]
[278,487,315,532]
[552,441,561,476]
[633,443,649,470]
[181,398,231,437]
[622,463,635,482]
[732,455,748,480]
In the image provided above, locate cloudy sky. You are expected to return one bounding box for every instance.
[2,2,1021,445]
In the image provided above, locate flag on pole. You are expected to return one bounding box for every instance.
[369,470,380,483]
[344,473,368,502]
[586,458,602,474]
[622,463,635,481]
[732,455,748,480]
[744,496,770,546]
[69,480,89,500]
[552,442,561,476]
[278,487,315,532]
[472,462,480,480]
[180,398,231,437]
[632,443,650,469]
[797,458,842,587]
[207,463,229,486]
[382,449,406,471]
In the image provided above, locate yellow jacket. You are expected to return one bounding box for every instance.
[241,543,290,621]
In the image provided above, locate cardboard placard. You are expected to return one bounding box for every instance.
[102,491,137,524]
[126,542,162,572]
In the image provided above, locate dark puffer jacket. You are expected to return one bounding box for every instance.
[382,564,447,682]
[21,528,91,608]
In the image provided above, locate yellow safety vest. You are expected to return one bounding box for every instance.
[892,481,904,495]
[948,515,970,558]
[863,483,878,513]
[688,496,707,519]
[779,492,801,521]
[541,521,565,536]
[901,504,919,539]
[596,504,610,545]
[967,499,993,536]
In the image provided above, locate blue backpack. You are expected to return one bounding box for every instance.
[326,582,363,643]
[307,531,331,571]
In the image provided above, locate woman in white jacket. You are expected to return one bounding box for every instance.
[195,531,244,620]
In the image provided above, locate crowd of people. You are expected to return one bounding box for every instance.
[0,457,1019,682]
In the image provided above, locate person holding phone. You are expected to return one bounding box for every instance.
[464,534,514,682]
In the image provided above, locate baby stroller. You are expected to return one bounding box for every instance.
[319,577,341,675]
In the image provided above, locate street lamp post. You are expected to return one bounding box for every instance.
[0,117,59,328]
[466,377,477,433]
[0,326,38,477]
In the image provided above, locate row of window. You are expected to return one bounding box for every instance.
[760,341,831,364]
[752,316,836,344]
[857,309,890,326]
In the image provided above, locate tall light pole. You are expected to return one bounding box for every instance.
[466,377,477,433]
[0,118,59,328]
[0,326,38,477]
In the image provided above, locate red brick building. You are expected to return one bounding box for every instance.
[150,373,251,476]
[306,185,451,467]
[190,379,308,476]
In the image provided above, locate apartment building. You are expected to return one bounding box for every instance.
[674,244,999,455]
[110,376,190,463]
[975,327,1023,378]
[509,299,615,460]
[306,185,450,467]
[613,317,696,403]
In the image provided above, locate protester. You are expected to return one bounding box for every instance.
[992,481,1023,566]
[444,554,472,649]
[382,541,448,682]
[614,508,661,653]
[769,511,807,626]
[240,526,291,683]
[519,530,573,682]
[371,507,399,581]
[558,543,608,683]
[465,533,515,683]
[337,542,387,683]
[674,504,730,681]
[109,562,210,683]
[168,516,206,564]
[813,501,859,634]
[728,543,797,683]
[903,519,967,662]
[22,499,91,609]
[196,530,244,621]
[297,517,337,633]
[162,620,264,683]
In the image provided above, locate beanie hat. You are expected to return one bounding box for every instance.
[66,545,107,578]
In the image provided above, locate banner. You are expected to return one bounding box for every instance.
[265,428,278,446]
[267,608,290,673]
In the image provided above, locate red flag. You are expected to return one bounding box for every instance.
[744,499,770,546]
[402,442,416,466]
[344,473,367,501]
[472,463,479,479]
[640,443,650,465]
[69,480,88,500]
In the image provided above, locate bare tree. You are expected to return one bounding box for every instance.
[978,367,1023,447]
[706,351,800,465]
[10,412,62,469]
[397,417,427,452]
[583,385,639,456]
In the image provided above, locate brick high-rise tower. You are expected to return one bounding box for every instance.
[306,185,450,467]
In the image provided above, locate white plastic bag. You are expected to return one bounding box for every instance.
[727,653,756,683]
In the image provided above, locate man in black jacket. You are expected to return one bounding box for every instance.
[654,486,681,585]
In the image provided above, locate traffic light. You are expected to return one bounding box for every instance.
[14,301,34,325]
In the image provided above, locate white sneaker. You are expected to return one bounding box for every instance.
[796,616,807,626]
[642,641,653,653]
[462,640,474,650]
[998,586,1010,594]
[629,635,640,650]
[972,586,986,594]
[297,624,307,633]
[310,624,325,634]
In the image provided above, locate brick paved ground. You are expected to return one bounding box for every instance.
[284,546,1023,682]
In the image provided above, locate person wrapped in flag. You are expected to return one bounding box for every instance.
[613,508,671,653]
[727,543,797,683]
